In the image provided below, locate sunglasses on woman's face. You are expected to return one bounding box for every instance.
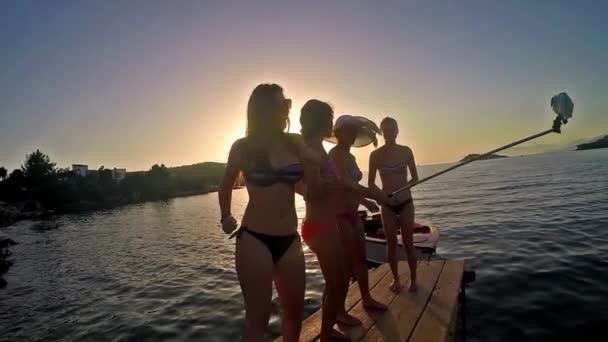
[284,98,292,110]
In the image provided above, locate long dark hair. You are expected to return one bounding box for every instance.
[244,83,291,168]
[300,100,333,139]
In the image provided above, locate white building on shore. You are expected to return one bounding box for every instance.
[72,164,88,177]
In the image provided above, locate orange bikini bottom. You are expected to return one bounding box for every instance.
[301,220,337,244]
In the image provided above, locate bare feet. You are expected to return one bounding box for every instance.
[331,328,351,341]
[336,311,362,326]
[408,281,418,292]
[362,297,388,311]
[389,280,404,293]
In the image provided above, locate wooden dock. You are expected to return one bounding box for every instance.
[277,259,466,342]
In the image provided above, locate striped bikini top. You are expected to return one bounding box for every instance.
[244,163,304,187]
[379,162,407,175]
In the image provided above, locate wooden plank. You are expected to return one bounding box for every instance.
[409,259,465,342]
[338,260,445,341]
[303,264,390,342]
[277,263,390,342]
[334,264,397,340]
[361,260,446,342]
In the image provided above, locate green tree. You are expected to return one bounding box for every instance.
[0,169,26,202]
[8,169,25,183]
[146,164,172,199]
[21,150,56,187]
[0,167,7,181]
[20,150,59,208]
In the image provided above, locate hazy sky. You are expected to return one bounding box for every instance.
[1,1,606,171]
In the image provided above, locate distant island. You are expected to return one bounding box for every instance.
[576,135,608,151]
[459,153,509,163]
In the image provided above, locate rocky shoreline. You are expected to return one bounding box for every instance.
[0,202,50,229]
[1,202,49,288]
[0,236,17,288]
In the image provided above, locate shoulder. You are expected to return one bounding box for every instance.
[328,146,338,157]
[370,148,379,158]
[370,145,385,159]
[399,145,413,155]
[230,138,247,152]
[228,138,250,161]
[286,133,304,143]
[284,133,307,151]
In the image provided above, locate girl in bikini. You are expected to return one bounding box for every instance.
[299,100,350,341]
[327,115,391,312]
[368,117,420,292]
[219,84,318,341]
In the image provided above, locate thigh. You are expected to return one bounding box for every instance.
[336,219,355,268]
[350,216,367,259]
[336,218,355,255]
[380,206,399,245]
[398,202,415,246]
[307,228,345,285]
[235,232,274,320]
[273,237,306,315]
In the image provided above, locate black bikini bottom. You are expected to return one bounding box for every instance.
[386,198,413,215]
[239,227,298,263]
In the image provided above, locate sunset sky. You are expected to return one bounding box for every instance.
[1,1,606,172]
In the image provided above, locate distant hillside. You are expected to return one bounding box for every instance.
[576,135,608,151]
[125,162,226,194]
[167,162,226,192]
[460,153,509,163]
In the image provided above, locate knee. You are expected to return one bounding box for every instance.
[245,313,269,328]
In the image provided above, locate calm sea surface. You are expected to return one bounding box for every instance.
[1,149,608,341]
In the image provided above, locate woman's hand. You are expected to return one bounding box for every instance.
[373,189,391,205]
[221,215,238,235]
